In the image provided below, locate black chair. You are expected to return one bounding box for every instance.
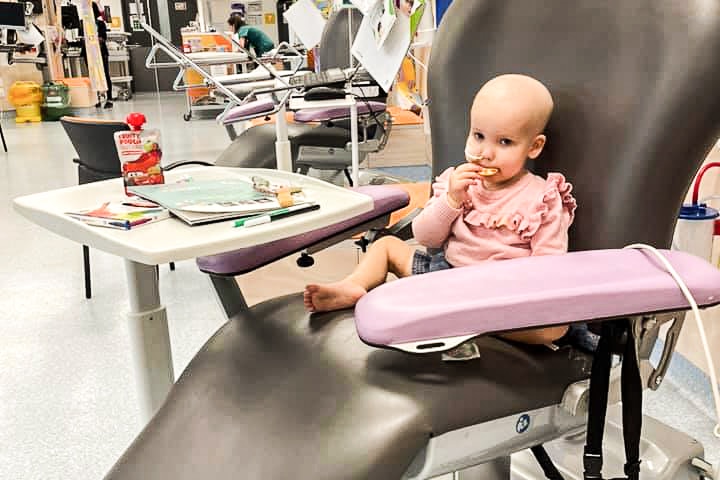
[60,116,175,299]
[104,0,720,479]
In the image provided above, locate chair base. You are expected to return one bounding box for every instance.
[510,405,707,480]
[454,457,510,479]
[434,408,706,480]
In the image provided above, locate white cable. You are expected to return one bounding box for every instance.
[623,243,720,438]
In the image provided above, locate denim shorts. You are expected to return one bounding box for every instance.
[411,250,453,275]
[558,323,600,352]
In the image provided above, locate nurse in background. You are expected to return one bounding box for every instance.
[227,13,275,57]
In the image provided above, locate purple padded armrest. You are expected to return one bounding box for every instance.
[221,99,276,125]
[354,249,720,352]
[196,185,409,276]
[294,101,386,123]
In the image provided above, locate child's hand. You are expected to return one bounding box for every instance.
[447,163,482,209]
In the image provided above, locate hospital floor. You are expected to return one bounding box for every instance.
[0,92,717,479]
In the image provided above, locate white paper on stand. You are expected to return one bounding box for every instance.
[374,1,397,48]
[283,0,326,50]
[349,0,379,15]
[351,0,412,92]
[413,0,436,46]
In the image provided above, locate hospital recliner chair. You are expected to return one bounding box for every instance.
[215,7,392,184]
[104,0,720,478]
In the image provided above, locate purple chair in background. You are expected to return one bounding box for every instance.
[214,7,393,186]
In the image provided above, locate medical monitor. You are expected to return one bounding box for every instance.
[0,1,27,31]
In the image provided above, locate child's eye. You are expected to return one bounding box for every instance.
[499,138,513,146]
[473,132,484,140]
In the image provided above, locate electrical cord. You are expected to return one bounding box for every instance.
[343,64,388,137]
[623,243,720,438]
[346,62,363,83]
[351,87,387,138]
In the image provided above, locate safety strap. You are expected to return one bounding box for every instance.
[583,320,642,480]
[532,320,642,480]
[531,445,566,480]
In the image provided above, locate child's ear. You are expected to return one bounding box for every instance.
[527,134,546,159]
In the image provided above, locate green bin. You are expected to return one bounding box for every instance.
[41,82,72,121]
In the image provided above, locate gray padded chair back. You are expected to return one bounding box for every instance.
[60,116,128,184]
[317,6,362,70]
[428,0,720,252]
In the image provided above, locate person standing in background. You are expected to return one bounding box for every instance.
[227,13,275,57]
[93,1,113,108]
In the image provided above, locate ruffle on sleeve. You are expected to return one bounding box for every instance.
[462,173,577,240]
[516,173,576,240]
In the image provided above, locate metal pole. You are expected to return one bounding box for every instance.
[275,85,292,172]
[124,259,174,422]
[350,96,359,185]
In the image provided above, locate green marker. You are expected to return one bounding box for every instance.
[234,203,320,228]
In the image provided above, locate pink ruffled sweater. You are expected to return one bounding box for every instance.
[411,168,577,267]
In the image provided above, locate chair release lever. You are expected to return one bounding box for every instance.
[648,315,684,390]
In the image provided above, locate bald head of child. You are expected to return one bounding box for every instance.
[472,74,554,137]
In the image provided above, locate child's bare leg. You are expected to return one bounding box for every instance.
[304,236,415,312]
[500,325,569,345]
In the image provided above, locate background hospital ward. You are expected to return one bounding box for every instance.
[2,0,720,479]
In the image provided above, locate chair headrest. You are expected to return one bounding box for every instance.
[318,7,362,70]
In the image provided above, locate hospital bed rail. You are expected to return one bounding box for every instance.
[141,21,305,120]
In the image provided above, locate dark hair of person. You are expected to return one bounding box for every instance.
[227,13,246,33]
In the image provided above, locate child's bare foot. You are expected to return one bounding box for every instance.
[303,280,368,312]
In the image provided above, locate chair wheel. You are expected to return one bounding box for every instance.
[183,113,191,121]
[297,253,315,267]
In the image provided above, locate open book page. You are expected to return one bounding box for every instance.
[129,179,263,212]
[128,177,308,225]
